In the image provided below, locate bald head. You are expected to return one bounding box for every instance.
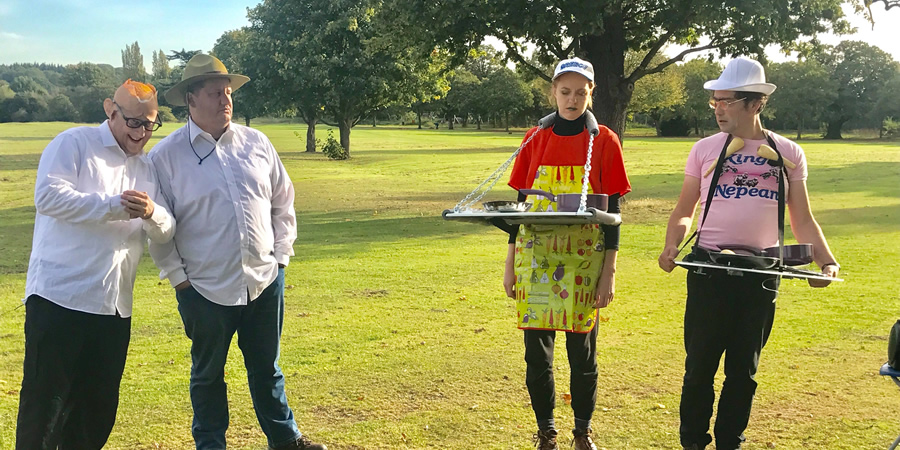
[105,79,159,119]
[103,79,160,156]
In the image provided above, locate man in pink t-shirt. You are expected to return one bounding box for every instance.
[657,57,840,450]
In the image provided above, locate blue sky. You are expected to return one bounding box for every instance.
[1,1,898,67]
[0,0,258,65]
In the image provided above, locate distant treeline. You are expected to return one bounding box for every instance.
[2,39,900,143]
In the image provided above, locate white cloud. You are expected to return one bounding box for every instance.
[1,31,24,40]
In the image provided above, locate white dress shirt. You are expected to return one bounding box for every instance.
[149,119,296,306]
[24,121,175,317]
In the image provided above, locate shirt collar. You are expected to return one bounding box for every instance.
[188,117,234,145]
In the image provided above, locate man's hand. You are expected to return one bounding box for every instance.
[808,264,839,288]
[122,190,155,219]
[174,280,192,291]
[658,246,680,273]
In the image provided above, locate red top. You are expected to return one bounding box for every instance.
[508,125,631,196]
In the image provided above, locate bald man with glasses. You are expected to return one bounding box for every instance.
[16,80,175,449]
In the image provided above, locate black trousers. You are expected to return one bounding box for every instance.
[524,326,599,429]
[679,270,777,449]
[16,295,131,450]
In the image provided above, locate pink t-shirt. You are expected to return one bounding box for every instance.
[686,132,808,250]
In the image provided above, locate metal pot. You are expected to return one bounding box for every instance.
[519,189,608,212]
[717,243,814,267]
[764,244,814,266]
[482,201,532,213]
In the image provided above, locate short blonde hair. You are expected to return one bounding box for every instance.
[549,78,594,110]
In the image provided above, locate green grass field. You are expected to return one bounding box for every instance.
[0,121,898,449]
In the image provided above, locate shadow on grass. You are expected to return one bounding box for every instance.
[0,137,54,142]
[361,147,516,156]
[0,154,41,172]
[815,203,900,231]
[295,213,492,261]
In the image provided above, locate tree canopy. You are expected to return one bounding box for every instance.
[387,0,856,138]
[248,0,448,155]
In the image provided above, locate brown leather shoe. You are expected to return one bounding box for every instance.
[571,428,597,450]
[533,429,559,450]
[270,434,327,450]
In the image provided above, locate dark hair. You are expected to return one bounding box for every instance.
[184,78,218,107]
[735,91,768,114]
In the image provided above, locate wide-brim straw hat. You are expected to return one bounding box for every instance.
[704,56,776,95]
[164,54,250,106]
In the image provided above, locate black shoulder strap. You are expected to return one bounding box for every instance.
[765,131,786,267]
[677,134,733,254]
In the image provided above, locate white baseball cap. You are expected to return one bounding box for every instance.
[553,57,594,82]
[704,56,776,95]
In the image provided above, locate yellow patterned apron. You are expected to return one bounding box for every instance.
[514,165,606,333]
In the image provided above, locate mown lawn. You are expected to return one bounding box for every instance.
[0,121,898,449]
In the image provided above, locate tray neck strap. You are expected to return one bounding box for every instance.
[677,134,733,255]
[765,131,786,266]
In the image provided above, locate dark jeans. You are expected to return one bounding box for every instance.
[175,268,301,449]
[16,295,131,450]
[524,326,599,431]
[679,270,778,449]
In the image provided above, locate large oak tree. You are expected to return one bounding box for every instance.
[387,0,856,138]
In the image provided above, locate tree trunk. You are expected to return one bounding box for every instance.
[505,112,510,133]
[477,117,482,130]
[580,16,632,141]
[372,112,376,127]
[447,115,454,130]
[305,118,317,153]
[245,116,251,127]
[339,119,352,156]
[417,108,422,129]
[796,118,803,141]
[824,120,844,139]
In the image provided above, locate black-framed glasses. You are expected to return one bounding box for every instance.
[708,97,747,110]
[113,101,162,131]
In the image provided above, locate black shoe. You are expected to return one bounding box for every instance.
[533,429,559,450]
[572,427,597,450]
[270,434,327,450]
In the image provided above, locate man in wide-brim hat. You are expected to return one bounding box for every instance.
[163,53,249,107]
[149,54,326,450]
[658,56,839,450]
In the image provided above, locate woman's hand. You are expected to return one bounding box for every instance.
[593,250,617,308]
[503,264,516,298]
[503,243,516,298]
[593,269,615,308]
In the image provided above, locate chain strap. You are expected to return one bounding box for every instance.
[454,111,597,213]
[578,133,595,212]
[453,128,543,212]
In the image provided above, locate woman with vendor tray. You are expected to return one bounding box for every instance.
[500,57,631,450]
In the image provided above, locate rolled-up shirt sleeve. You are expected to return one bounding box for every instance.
[269,141,297,266]
[34,133,131,223]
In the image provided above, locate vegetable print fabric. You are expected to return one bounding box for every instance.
[514,165,604,333]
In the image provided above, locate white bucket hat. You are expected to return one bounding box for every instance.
[553,57,594,82]
[704,56,776,95]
